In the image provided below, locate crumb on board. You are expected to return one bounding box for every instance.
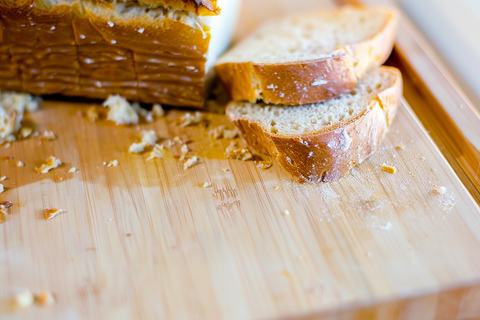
[152,104,164,117]
[274,186,279,191]
[36,156,62,174]
[372,193,381,199]
[129,142,145,153]
[184,156,199,170]
[40,130,56,141]
[203,182,212,188]
[283,210,290,216]
[209,125,225,140]
[225,147,253,161]
[36,291,55,306]
[181,144,189,154]
[20,127,32,138]
[44,208,65,220]
[0,176,5,181]
[177,111,204,127]
[14,290,34,307]
[107,160,119,167]
[420,156,426,161]
[86,106,99,122]
[14,160,24,167]
[381,164,397,174]
[103,95,139,125]
[172,136,183,145]
[142,130,158,146]
[68,167,77,173]
[225,140,237,153]
[256,161,273,170]
[147,144,167,161]
[395,145,404,150]
[0,183,4,193]
[434,186,447,195]
[221,168,229,172]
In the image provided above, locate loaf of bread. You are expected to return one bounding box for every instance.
[0,0,241,107]
[227,67,402,182]
[216,6,398,106]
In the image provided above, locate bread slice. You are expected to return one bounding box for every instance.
[226,66,402,182]
[216,6,398,106]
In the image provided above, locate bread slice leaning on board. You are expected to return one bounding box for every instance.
[215,6,398,106]
[227,66,402,182]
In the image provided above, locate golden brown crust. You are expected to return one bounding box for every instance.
[216,7,399,106]
[227,67,403,183]
[136,0,220,16]
[0,1,210,107]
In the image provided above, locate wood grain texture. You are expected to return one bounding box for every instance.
[1,0,480,319]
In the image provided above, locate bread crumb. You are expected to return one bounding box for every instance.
[395,145,404,150]
[257,161,273,170]
[177,112,204,127]
[221,168,230,172]
[203,182,212,188]
[225,147,253,161]
[0,183,3,193]
[44,208,64,220]
[20,127,32,138]
[107,160,119,167]
[147,144,167,161]
[36,156,62,173]
[152,104,165,117]
[434,186,447,195]
[223,129,238,139]
[86,107,99,122]
[37,291,55,306]
[209,125,225,140]
[0,176,5,181]
[381,164,397,174]
[40,130,56,141]
[103,161,107,165]
[172,136,183,145]
[103,95,139,125]
[14,160,24,167]
[129,142,145,153]
[283,210,290,216]
[184,156,199,170]
[14,290,34,307]
[274,186,279,191]
[297,255,304,261]
[68,167,77,173]
[372,193,381,199]
[420,156,426,161]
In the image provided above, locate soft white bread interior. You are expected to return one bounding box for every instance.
[227,66,403,182]
[216,6,398,106]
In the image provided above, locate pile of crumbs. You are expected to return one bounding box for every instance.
[36,156,62,173]
[225,146,253,161]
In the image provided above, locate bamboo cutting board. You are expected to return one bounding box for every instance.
[1,0,480,319]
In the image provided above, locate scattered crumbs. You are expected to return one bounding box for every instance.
[184,156,199,170]
[177,111,204,127]
[147,144,167,161]
[225,147,253,161]
[44,208,65,220]
[14,290,34,307]
[86,107,99,122]
[106,160,119,167]
[0,176,5,181]
[152,104,165,117]
[381,164,397,174]
[283,210,290,216]
[40,130,56,141]
[0,183,4,193]
[102,95,139,125]
[141,130,158,146]
[36,156,62,174]
[14,161,24,167]
[274,186,279,191]
[420,156,426,161]
[20,127,32,138]
[256,161,273,170]
[221,168,230,172]
[395,145,404,150]
[68,167,77,173]
[223,129,238,139]
[434,186,447,195]
[129,142,145,154]
[209,125,225,140]
[36,291,55,306]
[203,182,212,188]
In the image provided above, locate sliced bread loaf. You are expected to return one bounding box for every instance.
[216,6,398,106]
[226,66,402,182]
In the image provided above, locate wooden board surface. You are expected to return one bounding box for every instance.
[2,0,480,319]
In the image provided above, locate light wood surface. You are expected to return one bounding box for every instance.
[1,0,480,319]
